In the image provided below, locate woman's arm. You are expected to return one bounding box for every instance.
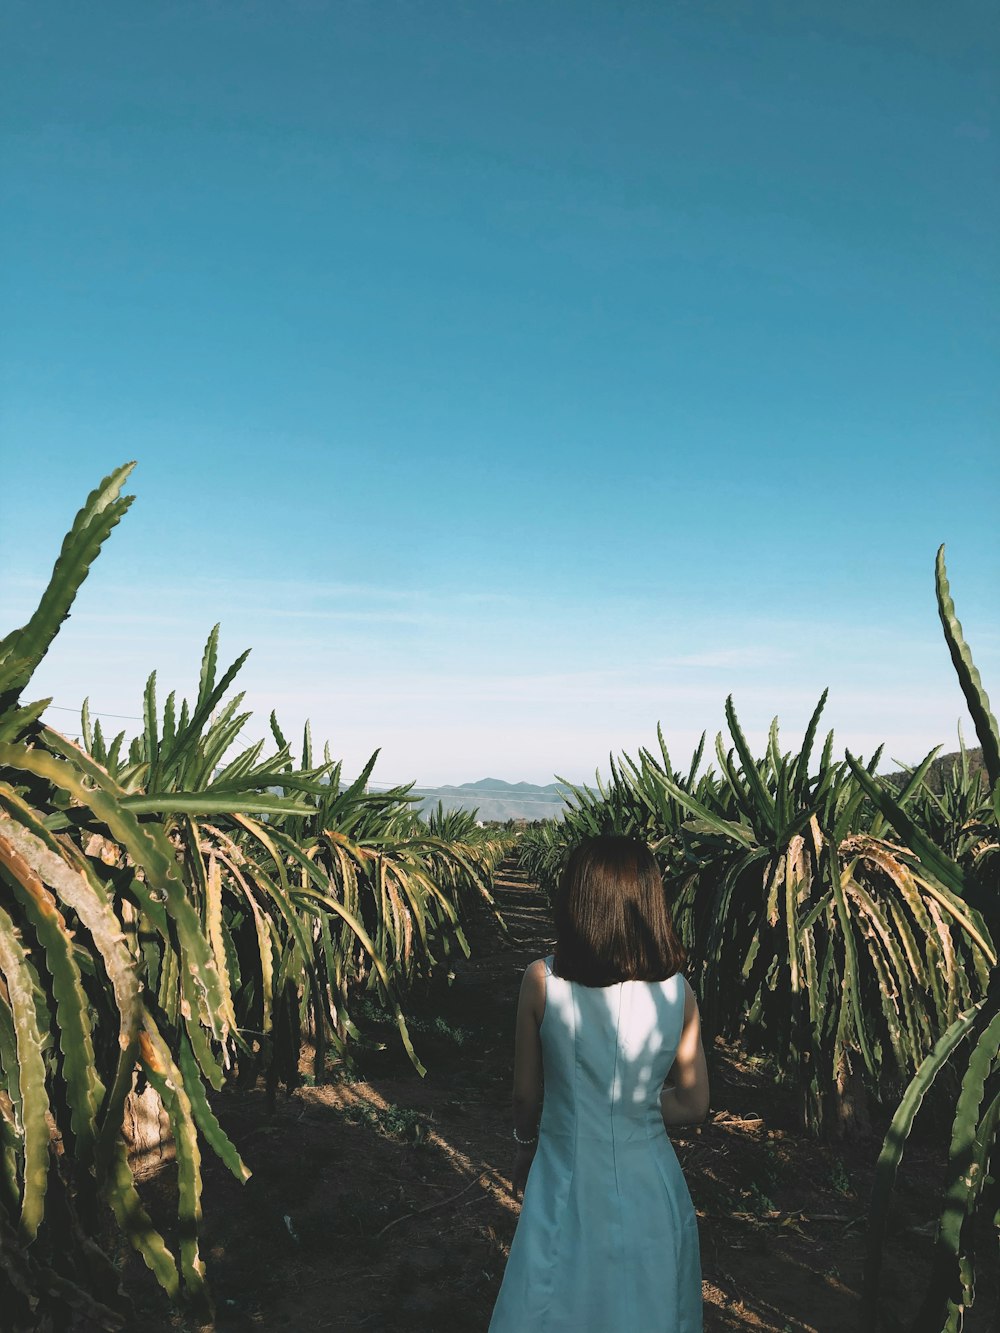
[660,977,710,1128]
[510,958,546,1197]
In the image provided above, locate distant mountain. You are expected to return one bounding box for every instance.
[406,748,991,825]
[410,778,574,823]
[884,746,986,795]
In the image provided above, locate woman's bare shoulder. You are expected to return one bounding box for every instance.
[522,957,549,987]
[519,958,548,1021]
[678,973,701,1015]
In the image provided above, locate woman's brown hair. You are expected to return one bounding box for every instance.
[552,835,686,986]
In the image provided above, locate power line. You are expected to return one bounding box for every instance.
[46,704,143,721]
[368,783,575,800]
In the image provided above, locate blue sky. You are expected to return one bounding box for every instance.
[2,1,997,784]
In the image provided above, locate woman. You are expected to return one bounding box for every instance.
[489,835,708,1332]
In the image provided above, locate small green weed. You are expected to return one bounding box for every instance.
[828,1158,852,1195]
[336,1099,430,1144]
[428,1015,474,1046]
[761,1139,783,1188]
[354,997,474,1047]
[744,1182,775,1215]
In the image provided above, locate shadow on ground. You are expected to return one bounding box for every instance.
[126,861,998,1332]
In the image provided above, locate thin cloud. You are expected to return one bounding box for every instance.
[656,647,795,669]
[258,607,441,625]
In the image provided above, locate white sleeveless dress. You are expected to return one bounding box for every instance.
[489,955,702,1332]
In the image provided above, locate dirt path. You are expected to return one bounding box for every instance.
[133,861,997,1331]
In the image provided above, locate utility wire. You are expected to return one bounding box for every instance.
[46,704,143,721]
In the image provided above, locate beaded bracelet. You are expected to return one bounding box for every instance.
[513,1126,537,1146]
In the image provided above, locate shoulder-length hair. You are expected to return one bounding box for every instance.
[552,835,686,986]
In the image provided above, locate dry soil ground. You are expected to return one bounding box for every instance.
[128,861,998,1332]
